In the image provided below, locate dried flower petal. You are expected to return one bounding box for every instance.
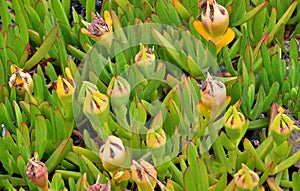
[26,154,48,190]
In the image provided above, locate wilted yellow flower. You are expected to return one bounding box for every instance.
[81,10,112,46]
[135,44,155,63]
[200,72,226,118]
[56,76,75,104]
[193,0,235,52]
[131,160,157,191]
[9,64,33,97]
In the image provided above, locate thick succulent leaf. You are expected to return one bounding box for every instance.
[232,1,268,26]
[24,26,59,70]
[45,138,73,173]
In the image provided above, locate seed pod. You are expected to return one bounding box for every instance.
[224,105,247,140]
[131,160,157,191]
[200,72,226,118]
[9,64,33,97]
[99,135,126,173]
[107,76,130,110]
[201,0,229,37]
[234,164,259,191]
[26,154,48,191]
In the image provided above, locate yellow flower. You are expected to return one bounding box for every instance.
[131,160,157,191]
[193,0,235,52]
[81,10,113,46]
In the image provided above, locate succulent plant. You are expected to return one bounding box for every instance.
[0,0,300,190]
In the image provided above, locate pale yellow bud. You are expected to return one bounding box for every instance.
[99,135,126,173]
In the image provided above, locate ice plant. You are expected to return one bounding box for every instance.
[193,0,235,52]
[224,105,247,140]
[9,64,33,97]
[131,160,157,191]
[81,10,112,46]
[200,72,226,119]
[269,103,299,145]
[99,135,126,173]
[26,154,49,191]
[234,164,259,191]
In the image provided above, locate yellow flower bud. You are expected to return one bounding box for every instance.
[26,154,48,191]
[131,160,157,191]
[224,105,247,140]
[56,76,75,105]
[146,111,166,148]
[146,128,166,148]
[83,87,109,122]
[234,164,259,191]
[107,76,130,109]
[270,113,299,145]
[9,64,33,97]
[200,72,226,118]
[201,0,229,37]
[268,103,299,145]
[99,135,126,173]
